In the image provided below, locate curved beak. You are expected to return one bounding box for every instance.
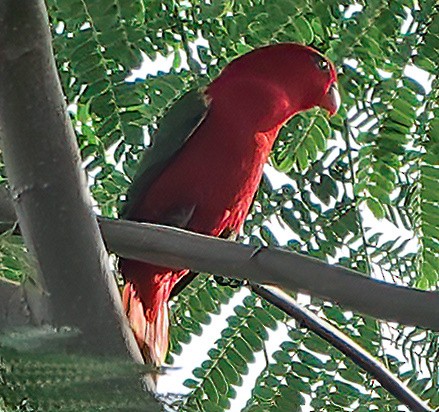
[319,83,340,116]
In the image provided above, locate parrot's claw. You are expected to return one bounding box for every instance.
[213,275,246,288]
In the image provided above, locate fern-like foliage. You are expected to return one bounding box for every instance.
[167,274,237,364]
[178,294,280,411]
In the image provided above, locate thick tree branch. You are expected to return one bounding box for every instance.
[0,0,141,361]
[251,284,432,412]
[99,218,439,331]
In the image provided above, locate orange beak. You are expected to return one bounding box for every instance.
[319,83,341,116]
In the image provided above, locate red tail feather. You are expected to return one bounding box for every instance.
[120,260,187,365]
[122,282,169,365]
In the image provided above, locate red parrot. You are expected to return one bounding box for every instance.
[120,43,340,366]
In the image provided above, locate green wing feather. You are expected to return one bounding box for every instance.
[121,88,210,218]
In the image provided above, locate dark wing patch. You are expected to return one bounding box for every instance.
[160,204,197,228]
[121,88,210,218]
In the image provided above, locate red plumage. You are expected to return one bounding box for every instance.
[120,43,339,366]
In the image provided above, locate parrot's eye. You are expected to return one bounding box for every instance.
[316,57,330,72]
[311,53,330,72]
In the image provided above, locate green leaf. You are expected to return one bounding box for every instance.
[366,197,386,219]
[293,16,314,44]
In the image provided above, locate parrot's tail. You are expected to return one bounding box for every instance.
[120,261,188,366]
[122,282,169,366]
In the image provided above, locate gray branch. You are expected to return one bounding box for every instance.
[99,218,439,331]
[0,0,141,361]
[251,284,432,412]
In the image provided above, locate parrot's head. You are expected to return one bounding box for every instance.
[288,44,340,117]
[213,43,340,118]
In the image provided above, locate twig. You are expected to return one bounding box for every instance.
[250,284,432,412]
